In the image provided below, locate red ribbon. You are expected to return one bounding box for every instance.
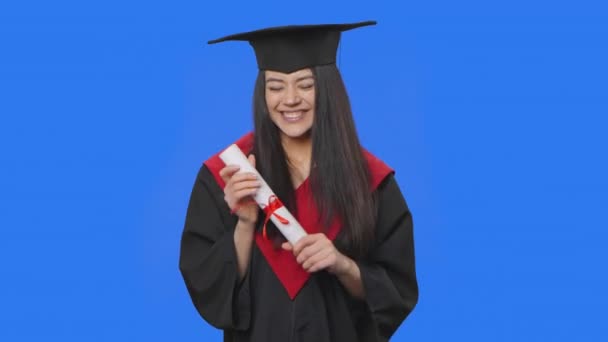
[262,195,290,240]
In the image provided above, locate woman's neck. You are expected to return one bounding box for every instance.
[281,134,312,187]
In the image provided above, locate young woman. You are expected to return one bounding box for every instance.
[179,21,418,342]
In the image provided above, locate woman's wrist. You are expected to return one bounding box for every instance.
[331,253,354,276]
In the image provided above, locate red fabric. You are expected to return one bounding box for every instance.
[203,132,393,299]
[204,132,255,189]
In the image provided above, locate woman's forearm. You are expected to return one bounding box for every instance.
[335,255,365,300]
[234,220,255,280]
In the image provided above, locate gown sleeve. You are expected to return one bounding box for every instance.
[179,165,251,331]
[356,174,419,341]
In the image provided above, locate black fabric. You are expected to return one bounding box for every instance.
[207,21,376,73]
[179,165,418,342]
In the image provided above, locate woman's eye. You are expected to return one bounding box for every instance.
[299,83,314,89]
[268,87,283,92]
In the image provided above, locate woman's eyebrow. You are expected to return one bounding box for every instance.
[296,75,314,82]
[266,75,313,83]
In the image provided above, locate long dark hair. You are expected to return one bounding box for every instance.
[252,64,377,257]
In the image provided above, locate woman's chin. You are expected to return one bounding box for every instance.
[279,127,312,141]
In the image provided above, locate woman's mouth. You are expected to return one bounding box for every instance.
[281,110,305,122]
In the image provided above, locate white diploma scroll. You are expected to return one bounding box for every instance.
[219,144,307,244]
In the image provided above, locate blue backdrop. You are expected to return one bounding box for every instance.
[1,0,607,341]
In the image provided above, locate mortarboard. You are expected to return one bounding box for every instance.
[207,20,377,73]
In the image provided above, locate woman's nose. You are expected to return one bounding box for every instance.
[284,86,301,105]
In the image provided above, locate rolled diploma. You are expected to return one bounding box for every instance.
[219,144,307,244]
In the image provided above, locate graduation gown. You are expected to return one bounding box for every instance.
[179,136,418,342]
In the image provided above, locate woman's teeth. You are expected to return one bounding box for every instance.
[282,111,304,121]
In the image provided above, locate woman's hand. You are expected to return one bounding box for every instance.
[219,154,260,226]
[282,233,352,275]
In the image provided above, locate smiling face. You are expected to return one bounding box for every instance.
[264,68,316,141]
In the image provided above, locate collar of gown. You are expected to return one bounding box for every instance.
[204,132,393,299]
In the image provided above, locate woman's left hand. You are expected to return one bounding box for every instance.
[282,233,351,274]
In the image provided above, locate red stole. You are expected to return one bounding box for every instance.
[204,132,393,299]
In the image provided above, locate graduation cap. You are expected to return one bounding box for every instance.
[207,20,377,73]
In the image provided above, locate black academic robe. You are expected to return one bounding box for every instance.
[179,146,418,342]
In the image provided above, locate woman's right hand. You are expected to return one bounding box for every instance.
[219,154,260,226]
